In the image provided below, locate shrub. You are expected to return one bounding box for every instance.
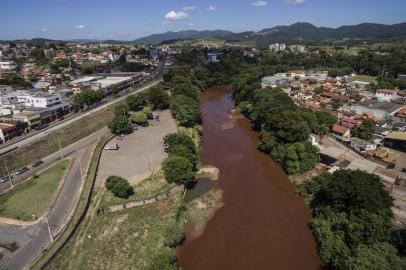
[130,112,148,127]
[163,223,185,248]
[105,176,133,198]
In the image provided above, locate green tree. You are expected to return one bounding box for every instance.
[169,144,198,168]
[105,176,133,198]
[162,156,195,186]
[149,86,170,110]
[313,170,393,216]
[163,133,196,154]
[354,118,376,141]
[108,115,132,135]
[126,92,148,111]
[114,103,130,117]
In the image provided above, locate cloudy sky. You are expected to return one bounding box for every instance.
[1,0,405,40]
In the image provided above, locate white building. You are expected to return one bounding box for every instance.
[375,89,399,102]
[269,43,286,52]
[0,61,17,71]
[350,137,377,153]
[16,92,71,110]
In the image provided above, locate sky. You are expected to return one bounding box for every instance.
[1,0,406,40]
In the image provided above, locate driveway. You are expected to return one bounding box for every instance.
[96,110,176,187]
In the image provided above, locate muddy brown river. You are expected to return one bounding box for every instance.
[177,86,321,270]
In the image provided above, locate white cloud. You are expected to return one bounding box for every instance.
[41,28,48,32]
[188,23,195,26]
[75,24,86,29]
[207,6,216,11]
[285,0,304,4]
[164,10,189,20]
[252,1,267,6]
[182,6,196,11]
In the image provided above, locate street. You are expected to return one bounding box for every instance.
[0,127,109,270]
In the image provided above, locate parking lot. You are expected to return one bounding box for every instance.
[95,110,177,186]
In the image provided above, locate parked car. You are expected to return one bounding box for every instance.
[0,175,12,183]
[15,167,29,175]
[104,143,119,150]
[32,160,44,167]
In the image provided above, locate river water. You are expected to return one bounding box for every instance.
[177,86,321,270]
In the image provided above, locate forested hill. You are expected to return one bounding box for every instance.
[134,22,406,45]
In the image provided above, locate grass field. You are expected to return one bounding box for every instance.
[349,75,377,84]
[46,173,222,270]
[0,159,69,220]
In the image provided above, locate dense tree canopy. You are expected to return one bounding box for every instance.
[299,170,405,270]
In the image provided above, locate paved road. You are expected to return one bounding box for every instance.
[0,127,110,270]
[0,79,162,157]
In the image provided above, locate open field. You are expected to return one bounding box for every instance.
[47,193,183,270]
[0,159,69,220]
[349,75,377,84]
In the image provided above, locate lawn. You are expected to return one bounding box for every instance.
[349,75,377,84]
[0,159,69,221]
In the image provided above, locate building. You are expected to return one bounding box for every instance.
[207,52,220,63]
[0,121,28,143]
[269,43,286,52]
[331,124,351,141]
[384,131,406,152]
[375,89,399,102]
[350,137,377,153]
[0,61,17,71]
[261,76,288,88]
[350,101,402,120]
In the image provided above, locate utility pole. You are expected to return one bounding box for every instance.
[57,136,63,160]
[44,212,54,242]
[4,160,13,189]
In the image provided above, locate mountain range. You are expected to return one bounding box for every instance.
[2,22,406,46]
[135,22,406,45]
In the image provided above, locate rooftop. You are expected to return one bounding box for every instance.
[385,131,406,141]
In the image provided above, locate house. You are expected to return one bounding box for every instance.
[394,105,406,122]
[375,89,399,102]
[331,124,351,141]
[384,131,406,152]
[350,137,377,153]
[341,117,359,129]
